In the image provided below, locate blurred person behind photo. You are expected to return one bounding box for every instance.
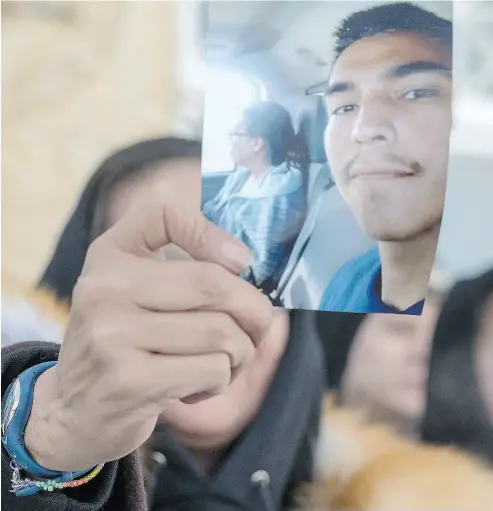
[39,137,202,306]
[2,138,202,348]
[422,268,493,464]
[2,136,326,511]
[317,268,448,436]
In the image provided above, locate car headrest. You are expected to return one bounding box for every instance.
[297,96,327,164]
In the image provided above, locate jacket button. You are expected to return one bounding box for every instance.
[151,451,167,466]
[251,470,270,485]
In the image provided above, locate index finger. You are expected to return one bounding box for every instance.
[103,182,250,274]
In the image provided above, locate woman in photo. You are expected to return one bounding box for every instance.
[203,101,308,290]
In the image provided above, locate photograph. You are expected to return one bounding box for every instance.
[200,0,453,315]
[2,1,493,511]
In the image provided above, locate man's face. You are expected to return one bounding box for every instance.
[324,32,452,241]
[342,295,442,424]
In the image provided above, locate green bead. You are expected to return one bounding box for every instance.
[35,482,41,487]
[57,483,63,489]
[47,487,54,492]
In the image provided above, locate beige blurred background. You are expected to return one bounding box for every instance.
[2,0,204,290]
[2,0,492,293]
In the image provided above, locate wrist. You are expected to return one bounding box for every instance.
[24,367,77,472]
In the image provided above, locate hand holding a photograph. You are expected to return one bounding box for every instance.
[24,182,274,472]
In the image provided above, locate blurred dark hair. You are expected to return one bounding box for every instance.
[38,137,202,304]
[421,269,493,463]
[242,101,310,172]
[316,311,367,392]
[334,2,452,59]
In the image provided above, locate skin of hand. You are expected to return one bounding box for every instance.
[24,182,274,471]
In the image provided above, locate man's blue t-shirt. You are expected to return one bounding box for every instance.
[319,247,424,315]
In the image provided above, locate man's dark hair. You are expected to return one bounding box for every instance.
[334,2,452,58]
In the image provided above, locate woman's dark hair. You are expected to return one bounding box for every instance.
[316,311,367,392]
[38,137,202,304]
[242,101,310,172]
[421,269,493,463]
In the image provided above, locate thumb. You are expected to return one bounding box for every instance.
[104,182,250,274]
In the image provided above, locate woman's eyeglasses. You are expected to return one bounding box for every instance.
[228,132,250,139]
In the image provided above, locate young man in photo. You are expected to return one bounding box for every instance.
[320,3,453,315]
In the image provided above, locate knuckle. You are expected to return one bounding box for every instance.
[161,354,232,400]
[150,183,176,223]
[208,312,234,337]
[190,220,213,256]
[218,356,233,389]
[70,310,114,369]
[72,276,116,314]
[209,315,253,368]
[210,355,232,393]
[71,280,128,360]
[195,263,230,304]
[249,293,274,339]
[82,310,116,350]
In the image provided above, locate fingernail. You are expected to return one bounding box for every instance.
[222,241,250,273]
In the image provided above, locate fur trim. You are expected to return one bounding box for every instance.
[2,276,69,346]
[296,393,493,510]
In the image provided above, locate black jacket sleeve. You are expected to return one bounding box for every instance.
[2,342,147,511]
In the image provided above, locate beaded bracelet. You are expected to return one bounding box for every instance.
[10,460,105,496]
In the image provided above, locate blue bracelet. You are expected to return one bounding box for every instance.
[1,361,95,496]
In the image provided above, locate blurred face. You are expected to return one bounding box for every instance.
[228,121,265,168]
[341,295,442,426]
[475,292,493,423]
[324,32,452,241]
[105,158,201,260]
[108,155,289,454]
[162,310,288,453]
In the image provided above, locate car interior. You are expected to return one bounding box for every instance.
[199,1,485,310]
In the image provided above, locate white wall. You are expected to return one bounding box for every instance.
[436,1,493,283]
